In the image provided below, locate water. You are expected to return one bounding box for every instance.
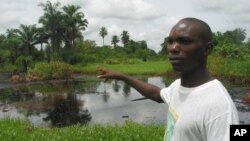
[0,74,249,127]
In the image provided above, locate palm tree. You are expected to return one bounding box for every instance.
[121,30,129,47]
[14,24,39,55]
[36,27,49,61]
[36,27,49,50]
[38,1,63,54]
[111,35,119,48]
[13,24,39,72]
[99,27,108,46]
[223,28,246,44]
[62,4,88,48]
[232,28,246,44]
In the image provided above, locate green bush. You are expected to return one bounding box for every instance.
[27,61,73,80]
[0,63,16,73]
[208,55,250,77]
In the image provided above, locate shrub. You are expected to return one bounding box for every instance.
[27,61,73,80]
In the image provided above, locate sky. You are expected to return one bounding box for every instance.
[0,0,250,52]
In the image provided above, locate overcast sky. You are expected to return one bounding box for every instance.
[1,0,250,52]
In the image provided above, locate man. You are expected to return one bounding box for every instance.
[97,17,239,141]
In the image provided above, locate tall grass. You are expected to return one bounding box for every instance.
[0,118,165,141]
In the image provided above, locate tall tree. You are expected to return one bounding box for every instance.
[0,34,10,64]
[223,28,246,44]
[13,24,40,72]
[14,24,39,55]
[62,4,88,48]
[36,27,49,61]
[138,40,147,49]
[36,27,49,50]
[121,30,129,47]
[99,27,108,46]
[6,29,22,64]
[159,37,168,56]
[38,1,63,55]
[111,35,119,48]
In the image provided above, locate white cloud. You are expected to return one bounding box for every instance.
[0,0,43,32]
[83,0,162,20]
[190,0,250,20]
[192,0,249,12]
[108,24,122,36]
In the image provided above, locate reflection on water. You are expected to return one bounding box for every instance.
[0,81,93,127]
[0,75,249,127]
[42,93,91,127]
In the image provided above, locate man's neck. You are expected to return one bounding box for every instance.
[180,67,213,88]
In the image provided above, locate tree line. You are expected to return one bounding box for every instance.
[0,1,249,73]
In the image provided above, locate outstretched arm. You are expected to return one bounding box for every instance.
[96,67,163,103]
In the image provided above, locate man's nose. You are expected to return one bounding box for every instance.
[168,42,180,54]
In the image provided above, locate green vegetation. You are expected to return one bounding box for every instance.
[75,60,172,75]
[27,61,73,80]
[74,55,250,79]
[208,55,250,79]
[0,118,165,141]
[0,0,249,80]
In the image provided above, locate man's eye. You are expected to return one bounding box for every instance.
[166,38,173,45]
[178,37,193,45]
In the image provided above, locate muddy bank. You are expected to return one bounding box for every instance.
[0,73,77,90]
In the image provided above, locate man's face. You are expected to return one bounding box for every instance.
[166,21,207,73]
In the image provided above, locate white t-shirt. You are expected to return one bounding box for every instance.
[160,79,239,141]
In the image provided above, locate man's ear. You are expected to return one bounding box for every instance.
[204,42,213,56]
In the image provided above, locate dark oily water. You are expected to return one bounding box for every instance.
[0,75,249,127]
[0,76,167,127]
[229,87,250,124]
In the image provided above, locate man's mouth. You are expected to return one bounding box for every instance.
[169,57,184,64]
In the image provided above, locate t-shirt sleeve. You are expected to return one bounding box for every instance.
[160,79,180,104]
[160,87,170,104]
